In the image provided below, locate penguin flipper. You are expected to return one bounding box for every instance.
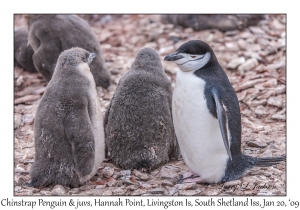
[213,91,232,160]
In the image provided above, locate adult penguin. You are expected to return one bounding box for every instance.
[164,40,285,183]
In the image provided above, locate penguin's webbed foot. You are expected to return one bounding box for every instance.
[177,171,202,183]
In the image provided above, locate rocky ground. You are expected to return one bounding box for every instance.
[14,14,286,196]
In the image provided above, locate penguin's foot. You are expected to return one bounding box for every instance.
[178,171,202,183]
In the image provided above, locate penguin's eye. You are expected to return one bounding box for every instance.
[191,55,196,58]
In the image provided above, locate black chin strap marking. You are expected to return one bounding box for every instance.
[178,54,205,65]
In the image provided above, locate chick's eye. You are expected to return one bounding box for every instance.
[191,55,196,58]
[83,57,88,62]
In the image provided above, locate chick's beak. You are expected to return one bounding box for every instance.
[164,52,184,61]
[88,53,96,65]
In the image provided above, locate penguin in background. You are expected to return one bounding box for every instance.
[26,14,111,88]
[14,27,37,73]
[30,47,105,187]
[164,40,285,183]
[104,47,180,171]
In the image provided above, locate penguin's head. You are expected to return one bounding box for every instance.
[57,47,96,68]
[53,47,96,81]
[131,47,163,72]
[164,40,213,72]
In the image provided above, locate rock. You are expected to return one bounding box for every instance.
[131,189,147,196]
[122,178,139,186]
[160,165,178,180]
[113,187,127,195]
[227,57,245,69]
[275,85,286,95]
[69,188,80,194]
[237,39,247,49]
[51,185,66,196]
[249,26,265,34]
[127,185,139,191]
[178,189,201,196]
[223,180,242,187]
[132,169,149,181]
[120,170,131,177]
[110,69,119,75]
[22,114,35,125]
[254,105,269,116]
[106,177,117,187]
[16,76,24,87]
[234,78,265,92]
[247,141,267,148]
[102,189,112,196]
[271,113,286,121]
[267,96,283,108]
[161,180,174,187]
[14,95,40,105]
[251,99,267,106]
[14,114,22,129]
[148,188,165,194]
[102,167,114,178]
[237,58,259,73]
[40,190,51,196]
[175,183,196,190]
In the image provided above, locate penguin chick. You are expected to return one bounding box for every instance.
[30,47,105,188]
[104,47,180,171]
[26,14,111,88]
[14,27,37,72]
[164,40,285,183]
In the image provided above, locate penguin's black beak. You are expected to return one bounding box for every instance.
[164,52,184,61]
[88,53,96,65]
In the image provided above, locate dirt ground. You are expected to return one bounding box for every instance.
[14,14,286,196]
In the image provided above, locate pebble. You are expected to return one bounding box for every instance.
[251,99,267,106]
[175,183,196,190]
[106,177,117,187]
[14,95,40,105]
[178,189,201,196]
[51,185,66,196]
[223,180,242,187]
[120,170,131,177]
[247,141,267,148]
[161,180,174,187]
[160,165,178,180]
[69,188,80,194]
[237,58,259,73]
[148,188,165,194]
[132,169,149,181]
[16,76,24,87]
[267,96,284,108]
[102,189,113,196]
[131,189,147,196]
[113,187,127,195]
[227,57,245,69]
[271,113,286,120]
[14,114,22,129]
[102,167,114,178]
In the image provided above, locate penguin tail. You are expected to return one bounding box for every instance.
[253,155,286,167]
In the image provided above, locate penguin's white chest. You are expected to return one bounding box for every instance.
[173,70,229,183]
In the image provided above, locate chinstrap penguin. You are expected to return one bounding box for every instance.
[104,47,180,171]
[164,40,285,183]
[14,27,37,73]
[26,14,111,88]
[30,47,105,187]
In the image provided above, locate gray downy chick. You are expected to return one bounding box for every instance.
[26,14,111,88]
[14,27,37,72]
[30,47,105,188]
[104,47,179,171]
